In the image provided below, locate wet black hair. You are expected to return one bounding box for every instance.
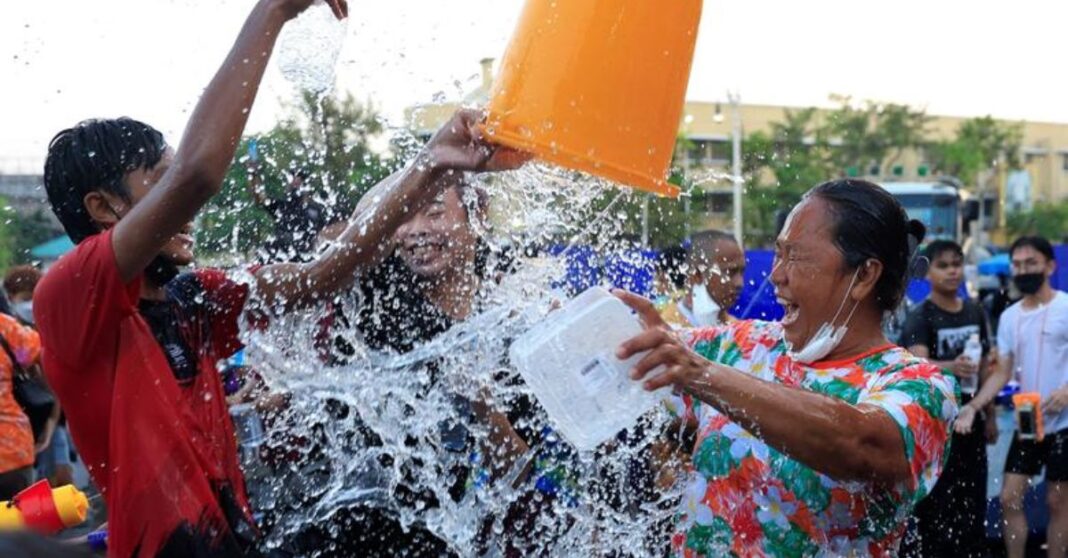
[1010,235,1055,262]
[923,240,963,262]
[43,117,167,243]
[806,179,926,312]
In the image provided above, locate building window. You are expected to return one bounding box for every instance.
[696,190,730,213]
[707,141,732,162]
[683,140,731,167]
[1062,153,1068,172]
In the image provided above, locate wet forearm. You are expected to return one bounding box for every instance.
[969,359,1010,410]
[255,161,440,309]
[683,364,911,483]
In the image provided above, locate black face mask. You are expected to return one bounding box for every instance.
[1013,272,1046,295]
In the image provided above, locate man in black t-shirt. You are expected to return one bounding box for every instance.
[900,240,999,557]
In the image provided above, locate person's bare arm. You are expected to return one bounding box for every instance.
[617,291,912,485]
[954,351,1011,434]
[112,0,348,282]
[252,109,529,311]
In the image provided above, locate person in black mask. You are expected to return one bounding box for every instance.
[995,236,1068,558]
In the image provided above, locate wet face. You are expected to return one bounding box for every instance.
[115,149,196,266]
[693,240,746,310]
[770,197,860,349]
[394,184,480,279]
[927,251,964,295]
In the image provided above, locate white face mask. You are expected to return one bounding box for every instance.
[12,301,33,325]
[786,268,861,364]
[691,282,722,327]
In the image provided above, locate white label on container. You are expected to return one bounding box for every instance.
[578,354,616,395]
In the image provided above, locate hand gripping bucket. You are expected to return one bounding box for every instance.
[485,0,703,197]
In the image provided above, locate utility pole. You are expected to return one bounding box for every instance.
[728,91,743,242]
[641,195,650,246]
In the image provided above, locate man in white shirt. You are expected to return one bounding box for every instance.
[997,236,1068,558]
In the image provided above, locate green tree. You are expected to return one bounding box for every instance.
[10,208,61,264]
[741,108,834,246]
[740,100,933,246]
[196,91,391,257]
[0,199,16,270]
[824,97,931,176]
[926,116,1023,186]
[1006,201,1068,242]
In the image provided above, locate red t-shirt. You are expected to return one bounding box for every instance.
[34,230,255,558]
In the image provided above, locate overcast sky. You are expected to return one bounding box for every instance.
[2,0,1066,172]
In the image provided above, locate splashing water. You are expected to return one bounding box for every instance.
[234,164,686,556]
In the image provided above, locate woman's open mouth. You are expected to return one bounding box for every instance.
[778,297,800,326]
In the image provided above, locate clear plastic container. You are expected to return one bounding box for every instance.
[229,403,265,464]
[276,1,348,94]
[510,287,665,451]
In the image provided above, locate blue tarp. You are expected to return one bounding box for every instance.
[1055,245,1068,291]
[732,250,784,321]
[29,235,74,259]
[978,254,1011,277]
[551,246,785,321]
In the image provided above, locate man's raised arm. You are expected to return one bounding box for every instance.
[112,0,348,282]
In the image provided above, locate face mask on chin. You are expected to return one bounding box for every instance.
[786,268,861,364]
[12,301,33,325]
[1013,272,1046,296]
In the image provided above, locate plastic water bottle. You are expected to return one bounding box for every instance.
[229,403,265,464]
[276,1,348,94]
[960,333,982,396]
[509,287,667,452]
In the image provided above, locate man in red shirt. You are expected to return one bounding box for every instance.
[32,1,524,556]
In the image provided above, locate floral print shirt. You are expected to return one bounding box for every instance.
[0,312,41,473]
[671,320,957,558]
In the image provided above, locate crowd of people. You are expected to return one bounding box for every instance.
[1,1,1067,557]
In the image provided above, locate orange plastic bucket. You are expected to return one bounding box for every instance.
[485,0,702,197]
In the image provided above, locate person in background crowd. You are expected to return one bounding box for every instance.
[997,236,1068,558]
[659,230,745,328]
[4,266,41,326]
[3,266,73,488]
[899,239,1004,557]
[244,166,326,262]
[0,310,42,499]
[618,179,957,556]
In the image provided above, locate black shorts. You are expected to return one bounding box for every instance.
[1005,428,1068,482]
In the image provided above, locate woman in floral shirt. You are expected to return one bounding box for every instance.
[0,312,41,499]
[618,179,958,557]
